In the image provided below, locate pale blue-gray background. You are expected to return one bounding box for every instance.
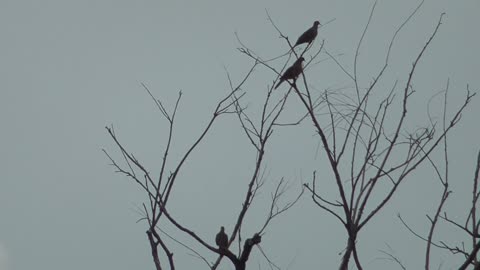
[1,0,479,269]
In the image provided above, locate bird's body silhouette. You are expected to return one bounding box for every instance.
[294,21,321,47]
[215,226,228,250]
[275,57,305,89]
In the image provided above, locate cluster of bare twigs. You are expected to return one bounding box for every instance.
[104,83,245,269]
[104,42,304,270]
[104,1,477,269]
[399,144,480,270]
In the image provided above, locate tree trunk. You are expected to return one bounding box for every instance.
[339,237,355,270]
[234,261,246,270]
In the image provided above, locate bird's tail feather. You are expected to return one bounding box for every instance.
[274,79,283,89]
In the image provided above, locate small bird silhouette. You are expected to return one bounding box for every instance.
[215,226,228,250]
[275,57,305,89]
[294,21,321,47]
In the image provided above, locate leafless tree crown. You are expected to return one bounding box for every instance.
[105,2,477,269]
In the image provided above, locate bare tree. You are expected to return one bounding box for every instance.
[104,1,476,270]
[236,2,474,270]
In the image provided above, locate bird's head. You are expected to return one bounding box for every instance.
[294,57,305,67]
[299,57,305,67]
[313,21,321,27]
[220,226,225,232]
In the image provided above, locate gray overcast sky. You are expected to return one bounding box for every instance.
[1,0,479,269]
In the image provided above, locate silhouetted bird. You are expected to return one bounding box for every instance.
[294,21,321,47]
[215,226,228,250]
[274,57,305,89]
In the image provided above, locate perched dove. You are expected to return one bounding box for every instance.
[275,57,305,89]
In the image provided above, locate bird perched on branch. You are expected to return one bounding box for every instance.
[274,57,305,89]
[294,21,321,47]
[215,226,228,250]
